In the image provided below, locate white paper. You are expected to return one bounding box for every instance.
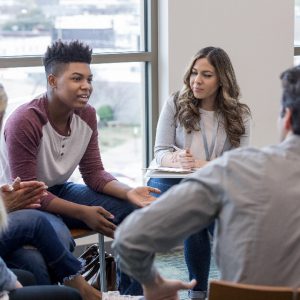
[146,160,195,173]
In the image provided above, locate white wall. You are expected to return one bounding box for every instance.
[158,0,294,147]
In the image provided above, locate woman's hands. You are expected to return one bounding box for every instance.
[0,178,47,212]
[127,186,160,207]
[176,149,195,169]
[173,149,208,169]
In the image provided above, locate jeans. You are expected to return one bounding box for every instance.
[148,177,213,296]
[47,182,142,295]
[9,267,81,300]
[0,209,81,284]
[12,268,37,286]
[9,285,82,300]
[11,268,82,300]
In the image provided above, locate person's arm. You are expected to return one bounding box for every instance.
[78,106,118,192]
[78,106,160,207]
[154,94,203,169]
[3,105,43,184]
[239,113,252,147]
[0,257,20,292]
[154,94,184,167]
[113,162,224,297]
[44,196,116,237]
[102,180,159,207]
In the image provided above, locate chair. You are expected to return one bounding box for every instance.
[208,280,297,300]
[70,228,107,292]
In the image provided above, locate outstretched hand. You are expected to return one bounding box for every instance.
[143,273,197,300]
[0,178,47,212]
[127,186,160,207]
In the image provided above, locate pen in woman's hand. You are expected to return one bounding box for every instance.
[172,144,183,151]
[173,145,191,155]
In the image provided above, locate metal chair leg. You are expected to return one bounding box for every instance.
[98,233,107,292]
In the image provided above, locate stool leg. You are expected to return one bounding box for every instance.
[98,233,107,292]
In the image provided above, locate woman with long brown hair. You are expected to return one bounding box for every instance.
[148,46,251,300]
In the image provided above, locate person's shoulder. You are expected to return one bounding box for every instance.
[226,146,262,159]
[162,91,180,112]
[215,146,265,169]
[168,91,180,103]
[6,94,47,127]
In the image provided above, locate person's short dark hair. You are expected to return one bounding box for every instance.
[280,65,300,135]
[43,40,93,76]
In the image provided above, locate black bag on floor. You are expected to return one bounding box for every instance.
[79,244,117,291]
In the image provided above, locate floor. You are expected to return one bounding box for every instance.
[75,238,220,300]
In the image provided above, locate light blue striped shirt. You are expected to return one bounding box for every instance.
[114,134,300,287]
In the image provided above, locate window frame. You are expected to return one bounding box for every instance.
[0,0,158,168]
[295,47,300,55]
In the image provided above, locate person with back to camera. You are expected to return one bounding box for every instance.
[147,46,251,299]
[114,64,300,299]
[0,39,160,296]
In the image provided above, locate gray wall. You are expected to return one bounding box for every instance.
[158,0,294,147]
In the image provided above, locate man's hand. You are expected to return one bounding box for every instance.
[127,186,160,207]
[143,273,196,300]
[81,206,117,238]
[0,178,47,212]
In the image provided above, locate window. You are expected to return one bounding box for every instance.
[0,0,158,186]
[295,0,300,63]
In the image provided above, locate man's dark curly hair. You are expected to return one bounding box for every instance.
[280,65,300,135]
[43,40,92,75]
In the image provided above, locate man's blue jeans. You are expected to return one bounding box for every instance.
[47,182,143,296]
[0,209,81,283]
[148,177,213,295]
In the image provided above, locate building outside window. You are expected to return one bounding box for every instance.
[0,0,158,186]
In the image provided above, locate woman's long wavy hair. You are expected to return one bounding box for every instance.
[174,47,251,147]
